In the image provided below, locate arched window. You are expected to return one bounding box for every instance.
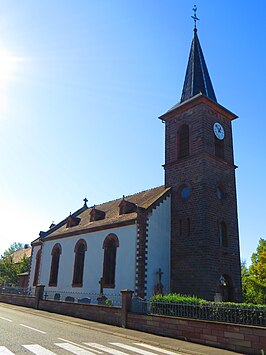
[215,136,224,159]
[49,243,62,287]
[219,221,228,247]
[178,219,183,237]
[72,239,87,287]
[178,218,190,237]
[187,218,191,237]
[102,234,119,287]
[33,249,41,286]
[216,184,224,200]
[178,124,189,159]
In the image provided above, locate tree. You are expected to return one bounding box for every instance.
[0,242,30,286]
[0,256,19,286]
[242,238,266,304]
[19,254,31,274]
[1,242,24,258]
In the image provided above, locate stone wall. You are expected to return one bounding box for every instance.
[127,313,266,355]
[0,293,35,308]
[0,291,265,355]
[38,299,121,326]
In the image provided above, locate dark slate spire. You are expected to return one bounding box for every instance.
[180,28,217,103]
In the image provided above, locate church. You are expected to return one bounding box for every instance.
[28,17,242,303]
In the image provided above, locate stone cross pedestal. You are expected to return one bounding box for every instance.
[97,277,107,305]
[154,268,164,295]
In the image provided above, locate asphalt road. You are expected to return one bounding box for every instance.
[0,303,187,354]
[0,303,240,355]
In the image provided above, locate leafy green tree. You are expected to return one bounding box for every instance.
[0,242,30,286]
[18,254,31,274]
[250,238,266,285]
[242,238,266,304]
[1,242,24,258]
[0,256,19,285]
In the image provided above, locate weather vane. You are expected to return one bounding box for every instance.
[191,5,199,29]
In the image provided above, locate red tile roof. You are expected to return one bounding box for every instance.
[11,247,32,264]
[41,186,171,240]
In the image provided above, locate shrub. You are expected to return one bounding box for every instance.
[149,294,266,325]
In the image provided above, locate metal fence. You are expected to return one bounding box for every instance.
[132,299,266,327]
[0,286,31,296]
[43,289,121,307]
[1,286,265,327]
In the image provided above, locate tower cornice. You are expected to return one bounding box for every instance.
[159,93,238,122]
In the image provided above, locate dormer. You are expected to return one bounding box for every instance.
[119,197,137,215]
[90,206,106,222]
[66,214,81,228]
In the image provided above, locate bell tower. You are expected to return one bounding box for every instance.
[160,12,242,301]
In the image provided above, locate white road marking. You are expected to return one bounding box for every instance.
[111,342,161,355]
[85,343,128,355]
[0,346,15,354]
[55,342,97,354]
[134,343,181,354]
[57,338,102,354]
[0,316,12,322]
[23,344,56,354]
[20,324,46,334]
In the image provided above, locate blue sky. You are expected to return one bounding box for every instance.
[0,1,264,266]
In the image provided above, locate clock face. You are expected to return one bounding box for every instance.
[213,122,225,140]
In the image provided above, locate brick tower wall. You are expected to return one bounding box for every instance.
[164,102,242,301]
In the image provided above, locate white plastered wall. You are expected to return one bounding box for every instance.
[146,195,171,298]
[31,224,137,297]
[28,244,41,289]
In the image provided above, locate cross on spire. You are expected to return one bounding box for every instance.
[191,5,199,30]
[180,5,217,103]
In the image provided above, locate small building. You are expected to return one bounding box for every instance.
[10,246,32,288]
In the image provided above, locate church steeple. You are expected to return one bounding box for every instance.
[180,26,217,103]
[161,7,241,303]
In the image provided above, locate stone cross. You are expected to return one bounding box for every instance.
[157,268,163,283]
[99,277,104,296]
[154,268,164,295]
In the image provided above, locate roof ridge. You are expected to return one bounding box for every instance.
[37,185,170,240]
[92,185,165,207]
[123,185,165,200]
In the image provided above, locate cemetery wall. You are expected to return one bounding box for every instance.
[0,291,265,354]
[127,313,266,355]
[38,299,121,326]
[0,293,35,308]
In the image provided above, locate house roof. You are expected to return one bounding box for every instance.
[11,247,32,264]
[35,185,171,242]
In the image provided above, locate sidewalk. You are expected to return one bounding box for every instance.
[79,318,241,355]
[11,304,241,355]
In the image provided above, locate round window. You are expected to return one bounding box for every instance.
[180,186,191,200]
[216,186,223,200]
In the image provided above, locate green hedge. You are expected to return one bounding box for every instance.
[150,293,203,304]
[149,294,266,326]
